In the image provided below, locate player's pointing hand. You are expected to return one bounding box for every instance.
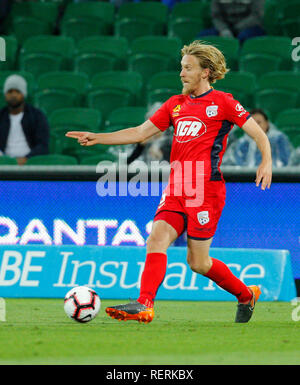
[255,161,272,190]
[65,131,99,146]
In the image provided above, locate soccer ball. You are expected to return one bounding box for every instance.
[64,286,101,323]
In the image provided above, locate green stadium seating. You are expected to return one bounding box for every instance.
[0,36,18,71]
[280,18,300,38]
[77,36,129,70]
[10,1,60,26]
[62,2,115,35]
[86,89,133,122]
[117,2,168,27]
[255,89,298,120]
[37,71,89,106]
[276,109,300,127]
[90,71,144,105]
[33,89,78,116]
[105,106,147,129]
[214,71,256,107]
[115,2,168,41]
[240,37,293,70]
[128,53,170,83]
[20,36,75,70]
[115,18,163,42]
[130,36,182,72]
[26,154,78,165]
[201,36,240,71]
[79,152,118,165]
[49,108,102,133]
[170,1,208,26]
[239,54,282,78]
[19,53,63,78]
[0,156,18,165]
[168,17,204,45]
[146,71,182,105]
[61,18,109,40]
[74,53,117,79]
[12,17,53,45]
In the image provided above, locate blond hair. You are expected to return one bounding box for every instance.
[181,40,229,84]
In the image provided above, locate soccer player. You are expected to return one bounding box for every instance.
[66,41,272,323]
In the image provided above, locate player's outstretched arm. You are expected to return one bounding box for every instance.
[241,117,272,190]
[65,120,161,147]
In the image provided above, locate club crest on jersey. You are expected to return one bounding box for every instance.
[174,116,206,143]
[197,211,209,226]
[206,105,218,117]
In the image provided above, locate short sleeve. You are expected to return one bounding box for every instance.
[149,98,172,132]
[223,93,251,128]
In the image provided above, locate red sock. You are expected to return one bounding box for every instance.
[204,258,252,303]
[137,252,167,308]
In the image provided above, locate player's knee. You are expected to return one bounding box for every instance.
[146,232,169,252]
[188,257,212,275]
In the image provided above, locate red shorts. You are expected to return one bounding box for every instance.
[154,181,226,240]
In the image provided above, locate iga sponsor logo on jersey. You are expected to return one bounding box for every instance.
[174,116,207,143]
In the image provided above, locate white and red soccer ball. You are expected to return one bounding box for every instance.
[64,286,101,323]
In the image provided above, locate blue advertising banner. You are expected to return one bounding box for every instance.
[0,245,296,301]
[0,181,299,278]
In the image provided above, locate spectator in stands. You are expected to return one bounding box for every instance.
[0,74,50,165]
[288,147,300,167]
[223,108,293,168]
[198,0,265,44]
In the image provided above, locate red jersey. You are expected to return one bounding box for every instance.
[150,88,251,184]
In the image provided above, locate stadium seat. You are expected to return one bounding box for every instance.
[240,37,293,70]
[0,156,18,165]
[130,36,182,66]
[77,37,129,70]
[146,71,182,105]
[239,54,282,78]
[275,108,300,127]
[20,36,75,70]
[12,17,53,45]
[128,53,170,83]
[19,53,63,79]
[115,18,163,42]
[79,152,118,165]
[90,71,143,105]
[168,17,204,45]
[10,1,60,27]
[49,108,102,133]
[280,18,300,38]
[62,2,115,35]
[213,71,256,107]
[0,36,18,71]
[37,71,89,106]
[33,89,78,116]
[170,1,208,27]
[117,2,168,29]
[200,36,240,71]
[257,71,300,105]
[61,18,109,40]
[26,154,78,166]
[105,106,147,129]
[86,89,133,122]
[255,89,298,120]
[74,53,117,79]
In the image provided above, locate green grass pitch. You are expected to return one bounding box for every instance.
[0,299,300,365]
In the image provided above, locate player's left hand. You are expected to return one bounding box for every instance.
[255,161,272,190]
